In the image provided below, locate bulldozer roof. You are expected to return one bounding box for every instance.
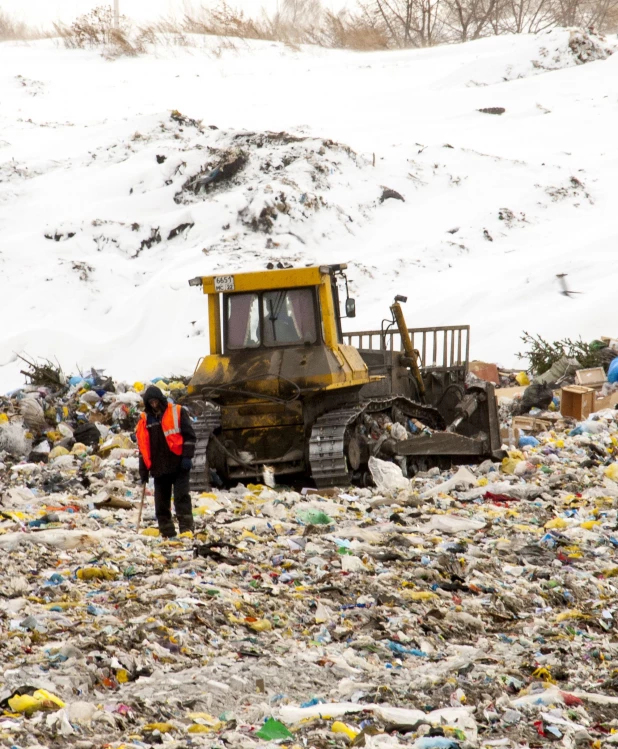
[189,264,347,295]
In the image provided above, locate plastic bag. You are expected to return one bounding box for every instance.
[256,719,293,740]
[297,509,333,525]
[369,456,409,491]
[604,464,618,481]
[20,396,46,431]
[422,514,486,534]
[421,466,477,498]
[519,435,540,448]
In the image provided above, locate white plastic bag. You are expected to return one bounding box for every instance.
[421,466,477,498]
[368,456,409,491]
[422,514,486,534]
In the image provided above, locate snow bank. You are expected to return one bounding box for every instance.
[0,29,617,391]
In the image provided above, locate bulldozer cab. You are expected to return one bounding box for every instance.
[226,287,319,350]
[187,265,370,398]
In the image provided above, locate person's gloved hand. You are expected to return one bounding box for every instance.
[181,457,193,472]
[140,472,149,485]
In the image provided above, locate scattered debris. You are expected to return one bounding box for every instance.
[380,187,405,203]
[167,222,194,240]
[1,361,618,746]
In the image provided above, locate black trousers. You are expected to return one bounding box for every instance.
[153,470,194,537]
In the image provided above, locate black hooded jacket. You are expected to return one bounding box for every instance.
[138,385,196,481]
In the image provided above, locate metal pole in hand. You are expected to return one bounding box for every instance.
[136,483,147,532]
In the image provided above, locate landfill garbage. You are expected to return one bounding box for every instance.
[514,382,554,414]
[533,355,581,385]
[3,367,618,747]
[515,371,530,386]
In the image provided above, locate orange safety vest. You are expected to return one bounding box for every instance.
[136,403,184,470]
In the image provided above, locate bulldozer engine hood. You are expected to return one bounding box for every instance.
[143,385,169,414]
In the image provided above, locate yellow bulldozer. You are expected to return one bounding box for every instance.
[186,263,503,489]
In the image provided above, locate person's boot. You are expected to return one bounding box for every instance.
[177,514,194,535]
[158,519,177,538]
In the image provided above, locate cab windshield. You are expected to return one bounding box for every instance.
[226,288,317,350]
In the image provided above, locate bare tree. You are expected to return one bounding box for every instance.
[442,0,504,40]
[280,0,325,27]
[551,0,618,27]
[500,0,555,33]
[361,0,446,47]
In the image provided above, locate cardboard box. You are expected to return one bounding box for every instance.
[500,426,521,447]
[574,367,607,391]
[469,360,500,385]
[495,386,527,401]
[561,385,595,420]
[594,391,618,412]
[512,416,554,433]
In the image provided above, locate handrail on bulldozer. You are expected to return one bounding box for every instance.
[343,325,470,374]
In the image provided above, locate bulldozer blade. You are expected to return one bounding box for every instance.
[394,432,490,457]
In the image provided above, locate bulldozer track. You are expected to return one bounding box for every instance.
[309,407,364,488]
[309,397,444,488]
[189,403,221,492]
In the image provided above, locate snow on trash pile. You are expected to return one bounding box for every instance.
[453,27,618,86]
[3,370,618,745]
[41,119,379,264]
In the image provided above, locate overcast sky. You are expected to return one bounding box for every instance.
[2,0,349,25]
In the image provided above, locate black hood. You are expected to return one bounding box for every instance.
[143,385,169,414]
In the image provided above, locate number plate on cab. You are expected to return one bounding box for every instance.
[214,275,235,292]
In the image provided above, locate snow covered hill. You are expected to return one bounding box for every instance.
[0,29,617,390]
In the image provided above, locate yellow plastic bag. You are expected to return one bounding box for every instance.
[100,434,134,456]
[8,695,40,714]
[49,446,70,460]
[555,609,586,622]
[516,372,530,386]
[247,619,272,632]
[141,527,160,537]
[8,689,65,714]
[502,449,524,475]
[71,442,89,457]
[545,517,568,530]
[144,722,175,733]
[0,413,8,423]
[186,712,220,725]
[332,721,359,739]
[501,457,520,475]
[77,567,118,581]
[403,591,438,601]
[604,464,618,481]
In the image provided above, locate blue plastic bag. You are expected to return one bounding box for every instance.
[608,358,618,383]
[519,435,540,448]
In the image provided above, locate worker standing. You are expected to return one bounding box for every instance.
[136,385,196,538]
